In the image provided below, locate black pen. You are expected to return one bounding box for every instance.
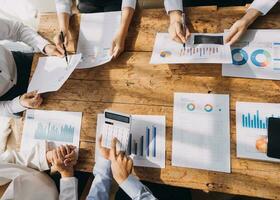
[60,31,69,64]
[182,13,186,50]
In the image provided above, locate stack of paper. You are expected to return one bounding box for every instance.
[28,54,82,94]
[236,102,280,162]
[77,11,121,68]
[222,30,280,80]
[21,110,82,153]
[150,33,232,64]
[172,93,231,173]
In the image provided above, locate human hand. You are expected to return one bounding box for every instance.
[109,138,133,184]
[20,91,43,109]
[225,9,261,45]
[43,44,64,57]
[224,19,250,45]
[53,31,69,55]
[168,10,190,44]
[47,145,77,177]
[110,31,126,59]
[256,136,268,153]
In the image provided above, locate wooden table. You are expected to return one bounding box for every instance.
[31,6,280,199]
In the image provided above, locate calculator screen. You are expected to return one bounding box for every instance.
[105,112,130,123]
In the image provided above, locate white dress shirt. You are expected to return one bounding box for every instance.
[0,18,49,116]
[0,141,78,200]
[164,0,183,13]
[55,0,137,14]
[248,0,278,15]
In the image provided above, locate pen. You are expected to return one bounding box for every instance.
[60,31,69,64]
[182,13,186,50]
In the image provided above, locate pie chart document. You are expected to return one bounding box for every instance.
[222,29,280,80]
[150,33,232,64]
[172,93,231,173]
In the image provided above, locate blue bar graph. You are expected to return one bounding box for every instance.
[140,136,144,156]
[128,134,132,155]
[241,111,279,129]
[127,126,157,158]
[34,122,74,143]
[152,126,156,157]
[146,127,150,156]
[134,141,138,155]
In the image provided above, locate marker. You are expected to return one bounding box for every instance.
[60,31,69,65]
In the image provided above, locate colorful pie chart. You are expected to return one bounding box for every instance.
[232,48,248,66]
[160,51,172,58]
[204,104,213,112]
[186,103,195,111]
[250,49,271,67]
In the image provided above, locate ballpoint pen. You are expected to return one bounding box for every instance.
[182,13,186,51]
[60,31,69,64]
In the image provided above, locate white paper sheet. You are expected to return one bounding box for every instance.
[28,54,82,94]
[236,102,280,162]
[77,12,121,69]
[96,114,166,168]
[222,30,280,80]
[20,110,82,154]
[172,93,231,173]
[150,33,232,64]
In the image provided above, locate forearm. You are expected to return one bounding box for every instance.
[119,7,135,37]
[57,13,70,34]
[169,10,183,24]
[0,97,26,116]
[87,157,112,200]
[120,175,157,200]
[242,8,262,27]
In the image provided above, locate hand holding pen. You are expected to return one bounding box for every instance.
[60,31,69,64]
[168,11,190,45]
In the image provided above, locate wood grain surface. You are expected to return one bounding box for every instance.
[27,5,280,199]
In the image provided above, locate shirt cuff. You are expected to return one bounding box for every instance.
[11,96,27,114]
[60,177,78,189]
[56,1,72,14]
[248,0,278,15]
[122,0,137,9]
[93,156,112,179]
[119,175,144,199]
[34,35,50,54]
[164,0,183,13]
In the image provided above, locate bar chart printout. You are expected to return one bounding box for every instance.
[236,102,280,162]
[127,125,157,158]
[21,110,82,153]
[34,122,75,143]
[96,114,166,168]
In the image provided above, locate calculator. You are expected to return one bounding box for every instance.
[101,110,131,152]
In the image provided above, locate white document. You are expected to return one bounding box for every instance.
[150,33,232,64]
[77,12,121,69]
[28,54,82,94]
[236,102,280,162]
[222,30,280,80]
[96,114,166,168]
[172,93,231,173]
[20,110,82,154]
